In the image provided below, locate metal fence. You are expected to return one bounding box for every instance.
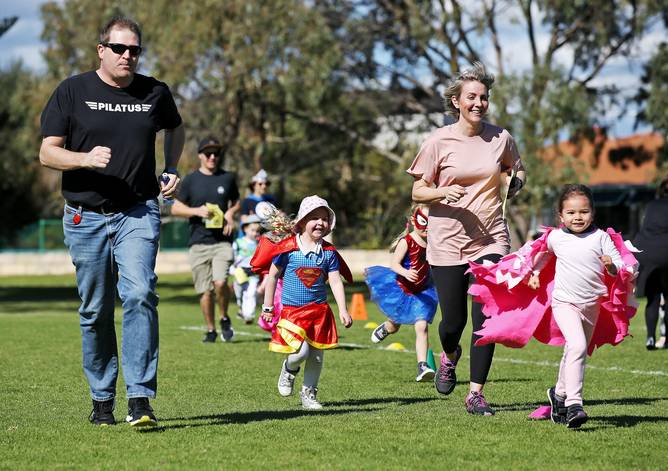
[1,218,191,252]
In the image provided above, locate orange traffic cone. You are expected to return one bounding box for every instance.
[350,292,368,321]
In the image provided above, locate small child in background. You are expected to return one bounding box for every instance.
[365,204,439,382]
[252,195,353,410]
[232,215,262,324]
[469,184,637,428]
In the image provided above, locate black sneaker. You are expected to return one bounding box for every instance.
[126,397,158,427]
[465,391,495,416]
[202,330,217,343]
[220,317,234,342]
[371,324,390,344]
[547,387,567,424]
[566,404,588,429]
[434,345,462,395]
[89,399,115,426]
[646,337,656,350]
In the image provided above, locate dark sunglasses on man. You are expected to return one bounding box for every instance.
[203,152,220,159]
[102,42,142,57]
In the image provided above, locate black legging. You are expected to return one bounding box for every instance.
[645,269,668,340]
[431,253,502,385]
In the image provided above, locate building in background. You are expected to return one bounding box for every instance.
[541,130,664,239]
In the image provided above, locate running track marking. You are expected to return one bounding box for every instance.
[180,325,668,378]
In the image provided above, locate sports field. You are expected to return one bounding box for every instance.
[1,274,666,470]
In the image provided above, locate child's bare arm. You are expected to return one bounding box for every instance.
[527,251,549,290]
[329,270,352,328]
[601,234,623,276]
[390,238,418,283]
[261,264,280,321]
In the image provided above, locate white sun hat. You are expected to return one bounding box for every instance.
[251,169,269,183]
[293,195,336,232]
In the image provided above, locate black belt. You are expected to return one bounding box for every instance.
[66,200,135,214]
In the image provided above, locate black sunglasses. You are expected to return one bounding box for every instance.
[102,43,142,56]
[204,152,220,158]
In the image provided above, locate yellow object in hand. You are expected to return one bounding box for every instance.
[204,203,224,229]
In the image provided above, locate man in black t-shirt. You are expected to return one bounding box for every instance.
[171,137,240,343]
[39,16,185,428]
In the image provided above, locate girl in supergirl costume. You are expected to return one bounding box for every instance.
[251,196,352,410]
[365,204,439,382]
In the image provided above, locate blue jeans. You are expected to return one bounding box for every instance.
[63,199,161,401]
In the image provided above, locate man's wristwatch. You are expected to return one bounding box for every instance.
[164,167,179,177]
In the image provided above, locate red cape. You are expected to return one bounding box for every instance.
[467,227,638,355]
[250,235,353,283]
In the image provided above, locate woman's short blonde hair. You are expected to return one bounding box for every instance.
[443,61,495,118]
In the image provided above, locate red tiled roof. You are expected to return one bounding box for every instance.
[542,131,664,185]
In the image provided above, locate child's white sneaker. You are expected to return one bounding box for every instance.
[415,361,435,382]
[300,386,323,410]
[277,360,298,397]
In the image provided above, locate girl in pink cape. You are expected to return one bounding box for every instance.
[468,184,638,428]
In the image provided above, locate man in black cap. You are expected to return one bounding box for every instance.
[171,137,240,342]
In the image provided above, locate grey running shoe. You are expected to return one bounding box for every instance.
[300,386,323,410]
[220,317,234,342]
[434,345,462,395]
[416,362,436,382]
[371,323,390,343]
[566,404,588,429]
[465,391,495,416]
[277,360,298,397]
[89,399,115,426]
[202,330,217,343]
[547,387,567,424]
[646,337,656,350]
[126,397,157,427]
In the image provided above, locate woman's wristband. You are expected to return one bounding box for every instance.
[262,305,274,313]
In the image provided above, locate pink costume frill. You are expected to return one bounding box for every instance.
[467,227,638,355]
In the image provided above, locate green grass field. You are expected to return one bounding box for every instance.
[1,273,667,470]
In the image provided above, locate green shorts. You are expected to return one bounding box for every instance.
[188,242,234,294]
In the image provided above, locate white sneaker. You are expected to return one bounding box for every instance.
[300,386,323,410]
[415,362,436,382]
[277,360,297,397]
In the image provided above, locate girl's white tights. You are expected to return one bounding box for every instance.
[286,342,324,388]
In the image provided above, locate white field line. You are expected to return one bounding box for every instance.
[180,325,668,378]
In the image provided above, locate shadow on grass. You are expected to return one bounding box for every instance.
[147,396,436,432]
[140,407,383,432]
[0,286,80,314]
[0,286,78,302]
[590,414,668,428]
[498,396,668,419]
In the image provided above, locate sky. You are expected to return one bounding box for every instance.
[1,1,662,138]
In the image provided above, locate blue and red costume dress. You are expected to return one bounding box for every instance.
[364,235,438,324]
[251,235,352,353]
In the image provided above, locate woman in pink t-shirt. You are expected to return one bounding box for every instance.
[407,62,526,416]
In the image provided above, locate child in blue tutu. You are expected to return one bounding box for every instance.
[365,204,438,382]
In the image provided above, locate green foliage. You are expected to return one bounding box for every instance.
[8,0,666,247]
[0,63,42,245]
[0,274,667,468]
[635,40,668,177]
